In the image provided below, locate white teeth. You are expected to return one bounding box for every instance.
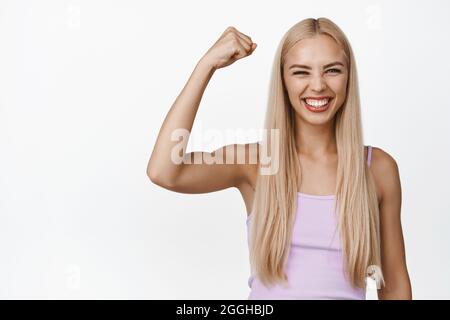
[305,98,330,107]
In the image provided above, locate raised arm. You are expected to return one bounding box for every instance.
[146,26,257,194]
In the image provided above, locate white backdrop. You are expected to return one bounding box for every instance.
[1,0,449,299]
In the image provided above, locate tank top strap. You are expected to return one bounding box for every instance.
[367,145,373,168]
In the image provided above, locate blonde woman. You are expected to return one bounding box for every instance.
[147,18,412,300]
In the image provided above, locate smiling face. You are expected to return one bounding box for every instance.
[282,34,349,125]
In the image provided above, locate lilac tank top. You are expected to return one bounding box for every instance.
[246,145,373,300]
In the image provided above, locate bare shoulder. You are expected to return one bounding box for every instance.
[370,146,401,206]
[235,142,260,190]
[234,142,260,214]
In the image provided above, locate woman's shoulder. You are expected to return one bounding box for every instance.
[238,142,260,187]
[233,142,260,214]
[370,146,399,171]
[369,146,401,204]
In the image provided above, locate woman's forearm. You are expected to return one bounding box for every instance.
[147,58,216,184]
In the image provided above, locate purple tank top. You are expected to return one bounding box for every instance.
[245,145,373,300]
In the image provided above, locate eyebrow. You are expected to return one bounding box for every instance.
[288,61,345,70]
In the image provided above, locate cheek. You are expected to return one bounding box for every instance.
[327,77,347,98]
[285,78,308,96]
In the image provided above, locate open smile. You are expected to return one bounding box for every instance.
[302,96,334,113]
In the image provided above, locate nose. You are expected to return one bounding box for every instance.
[309,74,326,92]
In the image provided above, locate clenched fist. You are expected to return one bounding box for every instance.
[200,26,257,70]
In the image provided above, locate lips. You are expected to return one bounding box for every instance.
[302,97,334,113]
[303,96,333,100]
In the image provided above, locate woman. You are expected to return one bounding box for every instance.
[147,17,412,300]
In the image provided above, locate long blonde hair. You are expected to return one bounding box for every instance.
[249,17,385,290]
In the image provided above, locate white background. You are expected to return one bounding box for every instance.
[1,0,449,299]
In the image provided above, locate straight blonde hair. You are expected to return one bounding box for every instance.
[249,17,385,290]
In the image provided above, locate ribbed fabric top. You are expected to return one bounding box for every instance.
[245,145,373,300]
